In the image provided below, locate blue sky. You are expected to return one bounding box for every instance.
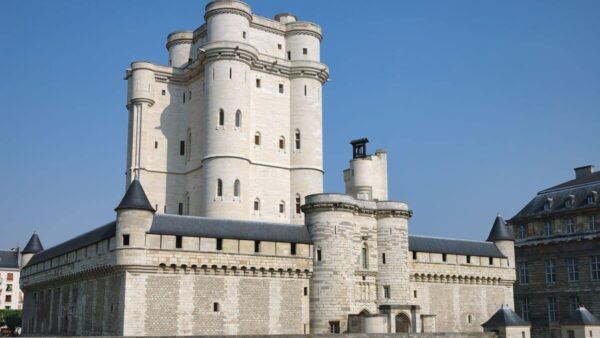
[1,0,599,249]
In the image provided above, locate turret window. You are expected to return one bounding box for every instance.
[303,48,308,55]
[216,179,223,197]
[279,84,284,94]
[382,253,386,264]
[180,141,185,156]
[295,194,301,215]
[242,31,246,39]
[235,110,242,128]
[122,234,130,246]
[287,51,291,60]
[254,132,261,146]
[361,244,368,269]
[233,179,241,199]
[316,247,322,261]
[279,201,286,217]
[218,109,225,127]
[253,198,261,214]
[256,78,261,88]
[279,136,286,151]
[294,130,301,150]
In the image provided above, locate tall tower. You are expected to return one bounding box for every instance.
[124,0,328,223]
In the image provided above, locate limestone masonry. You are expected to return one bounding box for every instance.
[19,1,525,336]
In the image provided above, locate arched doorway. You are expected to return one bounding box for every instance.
[395,313,411,333]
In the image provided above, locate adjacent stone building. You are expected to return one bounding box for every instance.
[0,234,43,310]
[19,0,525,336]
[509,165,600,338]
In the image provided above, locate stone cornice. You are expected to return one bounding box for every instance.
[410,273,513,286]
[286,29,323,42]
[157,263,312,279]
[204,8,252,22]
[302,202,412,219]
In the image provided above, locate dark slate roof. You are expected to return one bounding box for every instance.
[408,235,505,258]
[27,222,116,266]
[115,179,155,212]
[22,233,44,254]
[512,173,600,220]
[482,306,529,328]
[562,307,600,326]
[486,215,514,242]
[0,250,19,269]
[149,214,313,244]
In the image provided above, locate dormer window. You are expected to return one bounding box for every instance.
[566,195,575,208]
[518,224,527,239]
[588,191,598,205]
[544,198,553,211]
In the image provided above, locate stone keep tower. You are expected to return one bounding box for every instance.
[125,0,328,224]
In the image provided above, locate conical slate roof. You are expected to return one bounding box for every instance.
[486,214,514,242]
[22,233,44,254]
[482,305,529,328]
[115,179,155,212]
[562,307,600,326]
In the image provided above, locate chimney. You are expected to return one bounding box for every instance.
[574,165,595,179]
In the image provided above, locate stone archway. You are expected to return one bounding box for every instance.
[395,313,411,333]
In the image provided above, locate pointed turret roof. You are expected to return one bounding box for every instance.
[482,305,529,328]
[22,233,44,254]
[486,214,514,242]
[562,307,600,326]
[115,179,155,212]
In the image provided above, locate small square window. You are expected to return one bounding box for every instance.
[242,31,246,39]
[278,44,282,50]
[213,302,220,312]
[175,235,183,248]
[466,255,471,263]
[122,234,130,246]
[161,89,166,95]
[279,84,284,94]
[303,48,307,55]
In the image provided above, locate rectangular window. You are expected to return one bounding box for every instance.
[317,248,322,262]
[569,296,580,313]
[544,221,553,236]
[591,256,600,280]
[5,295,11,303]
[548,296,558,323]
[6,285,12,292]
[177,203,183,215]
[183,92,186,103]
[291,243,297,255]
[414,290,418,298]
[564,218,575,233]
[256,78,261,88]
[216,238,223,251]
[279,84,284,93]
[329,321,340,334]
[520,297,530,321]
[519,262,530,284]
[242,31,246,39]
[287,51,291,60]
[518,224,527,239]
[567,258,579,281]
[412,251,417,260]
[466,255,471,263]
[303,48,308,55]
[489,257,494,265]
[545,259,556,284]
[154,141,158,149]
[161,89,166,95]
[277,43,282,50]
[254,240,260,253]
[589,215,597,230]
[442,253,447,262]
[175,235,183,249]
[122,234,130,246]
[189,91,192,100]
[382,253,386,264]
[180,141,185,156]
[6,273,13,281]
[304,286,308,296]
[295,196,301,214]
[383,285,391,299]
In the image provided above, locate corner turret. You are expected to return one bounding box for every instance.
[21,233,43,267]
[343,138,388,201]
[487,214,515,269]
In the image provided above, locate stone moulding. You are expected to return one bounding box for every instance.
[204,8,253,22]
[157,263,312,279]
[302,202,413,219]
[410,273,508,286]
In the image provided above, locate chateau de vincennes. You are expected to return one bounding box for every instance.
[19,1,524,336]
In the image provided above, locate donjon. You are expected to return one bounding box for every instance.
[20,1,528,336]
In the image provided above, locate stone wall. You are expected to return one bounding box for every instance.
[18,333,497,338]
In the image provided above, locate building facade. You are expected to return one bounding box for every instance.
[0,234,43,310]
[20,0,523,336]
[509,165,600,338]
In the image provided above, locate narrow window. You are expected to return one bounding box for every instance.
[489,257,494,265]
[317,248,322,261]
[567,258,579,281]
[303,287,308,296]
[383,285,390,299]
[287,51,291,60]
[544,221,553,236]
[254,240,260,253]
[7,273,13,282]
[188,58,192,64]
[414,290,418,298]
[361,244,368,269]
[180,141,185,156]
[279,201,286,216]
[189,91,192,100]
[279,136,285,150]
[520,297,530,321]
[466,255,471,263]
[175,235,183,249]
[277,44,282,50]
[216,238,223,251]
[291,243,297,255]
[178,203,183,215]
[382,253,386,264]
[235,110,242,128]
[591,255,600,281]
[161,89,166,95]
[183,92,186,103]
[218,109,225,126]
[442,253,447,262]
[294,130,301,150]
[256,78,261,88]
[254,198,260,212]
[254,132,261,146]
[217,179,223,197]
[304,85,307,96]
[547,296,558,322]
[186,130,191,161]
[468,314,472,323]
[229,67,232,79]
[303,48,307,55]
[519,262,530,284]
[412,251,417,260]
[279,84,284,94]
[242,31,246,39]
[154,141,158,149]
[213,302,220,312]
[234,179,241,198]
[589,215,597,230]
[122,234,130,246]
[295,194,301,214]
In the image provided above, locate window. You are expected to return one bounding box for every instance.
[520,297,530,321]
[304,85,307,96]
[303,48,307,55]
[279,201,286,217]
[383,285,390,299]
[189,91,192,100]
[254,132,261,146]
[216,238,223,251]
[466,255,471,264]
[242,31,246,39]
[161,89,166,95]
[6,273,13,281]
[317,247,322,262]
[256,78,261,88]
[277,43,282,50]
[568,331,576,338]
[548,296,558,323]
[567,258,579,281]
[489,257,494,265]
[176,235,183,249]
[218,109,225,126]
[183,92,186,103]
[518,224,527,239]
[234,179,240,199]
[291,243,297,255]
[6,284,12,292]
[180,140,185,156]
[519,262,530,284]
[382,253,386,264]
[412,251,417,260]
[279,137,285,151]
[566,195,575,208]
[329,321,340,334]
[545,259,556,284]
[295,194,301,215]
[569,296,580,313]
[213,302,220,312]
[5,295,11,303]
[287,51,291,60]
[235,110,242,128]
[229,67,232,79]
[303,287,308,296]
[544,221,553,236]
[155,141,158,149]
[589,215,597,230]
[254,241,260,253]
[361,244,368,269]
[468,314,472,323]
[588,192,597,205]
[591,256,600,280]
[564,218,575,234]
[254,198,261,213]
[544,198,553,211]
[178,203,183,215]
[216,179,223,197]
[294,130,301,150]
[442,253,447,262]
[279,84,284,94]
[414,290,417,298]
[122,234,130,246]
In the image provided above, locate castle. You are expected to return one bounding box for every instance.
[20,1,522,336]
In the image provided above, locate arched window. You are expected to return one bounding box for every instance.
[218,109,225,126]
[361,243,368,269]
[254,198,261,214]
[254,132,261,146]
[235,110,242,128]
[234,179,240,199]
[295,194,301,215]
[295,130,301,150]
[279,136,285,151]
[279,200,286,217]
[216,179,223,197]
